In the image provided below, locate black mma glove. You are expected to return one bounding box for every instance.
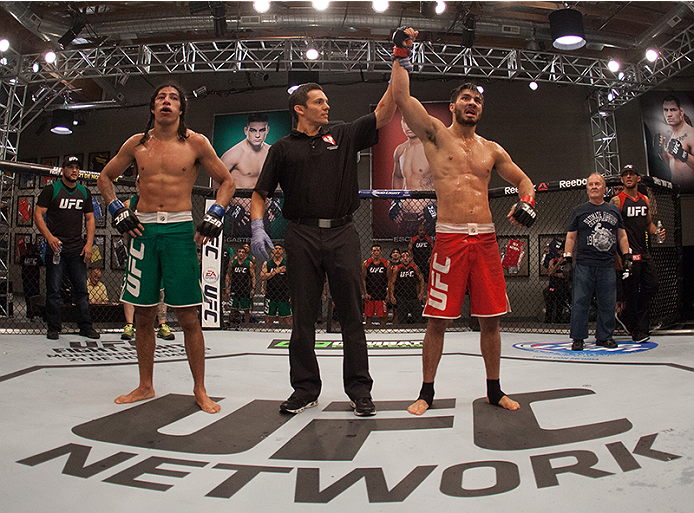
[389,198,404,222]
[108,199,141,235]
[510,195,537,227]
[196,203,225,239]
[392,27,413,73]
[423,203,437,224]
[667,138,689,163]
[267,197,282,220]
[229,203,248,227]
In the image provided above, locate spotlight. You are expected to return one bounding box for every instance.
[372,0,389,13]
[618,71,625,81]
[58,16,86,50]
[32,62,40,73]
[0,39,9,52]
[607,92,614,102]
[461,14,476,48]
[645,48,659,62]
[608,59,620,73]
[312,0,330,10]
[529,81,538,91]
[549,9,586,50]
[436,1,446,15]
[50,109,74,135]
[476,85,484,94]
[192,86,208,98]
[254,1,270,13]
[306,41,319,60]
[44,51,57,64]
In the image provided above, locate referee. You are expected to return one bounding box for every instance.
[250,82,396,416]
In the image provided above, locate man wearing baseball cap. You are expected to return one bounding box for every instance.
[34,155,99,340]
[610,164,662,342]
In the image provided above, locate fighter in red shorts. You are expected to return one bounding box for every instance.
[390,27,536,414]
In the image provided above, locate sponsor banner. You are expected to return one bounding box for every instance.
[269,339,424,349]
[201,198,223,328]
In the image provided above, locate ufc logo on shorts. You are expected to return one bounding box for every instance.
[126,241,145,297]
[59,198,84,210]
[427,253,451,310]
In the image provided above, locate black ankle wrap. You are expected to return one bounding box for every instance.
[486,379,505,405]
[417,382,435,407]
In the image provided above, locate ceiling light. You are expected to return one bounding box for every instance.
[549,9,586,51]
[435,1,446,15]
[312,0,330,11]
[50,110,74,135]
[253,1,270,13]
[618,71,625,80]
[0,39,9,53]
[58,16,86,50]
[44,51,57,64]
[607,92,614,102]
[32,62,40,73]
[645,48,659,62]
[529,81,538,91]
[607,59,620,73]
[476,85,484,94]
[372,0,389,13]
[306,42,319,60]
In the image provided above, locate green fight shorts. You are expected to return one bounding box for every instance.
[264,298,292,317]
[231,296,252,310]
[121,217,202,307]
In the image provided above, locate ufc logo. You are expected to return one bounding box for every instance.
[126,241,145,297]
[626,206,647,217]
[370,267,385,274]
[59,198,84,210]
[427,253,451,310]
[114,211,129,225]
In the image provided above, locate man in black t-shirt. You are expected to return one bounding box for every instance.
[249,82,396,417]
[34,156,99,340]
[388,250,424,325]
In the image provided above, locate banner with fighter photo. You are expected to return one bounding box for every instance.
[212,110,293,243]
[371,103,450,240]
[640,90,694,194]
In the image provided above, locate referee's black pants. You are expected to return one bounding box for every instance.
[285,221,373,402]
[622,257,659,336]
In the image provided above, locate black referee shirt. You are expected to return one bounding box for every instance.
[255,112,378,220]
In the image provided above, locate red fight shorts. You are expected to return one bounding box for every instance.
[423,226,510,318]
[365,299,387,318]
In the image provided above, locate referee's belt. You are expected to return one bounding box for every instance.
[294,215,352,228]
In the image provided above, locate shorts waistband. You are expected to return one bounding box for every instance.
[436,222,496,234]
[293,215,352,228]
[137,211,193,224]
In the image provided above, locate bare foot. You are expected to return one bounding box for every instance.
[115,386,155,404]
[407,399,430,415]
[195,390,221,414]
[487,395,520,411]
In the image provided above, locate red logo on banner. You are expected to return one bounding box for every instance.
[538,183,548,191]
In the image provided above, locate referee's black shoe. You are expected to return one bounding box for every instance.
[350,397,377,417]
[79,327,100,339]
[280,395,318,414]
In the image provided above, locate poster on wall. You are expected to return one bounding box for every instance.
[640,90,694,193]
[212,110,292,243]
[371,103,450,240]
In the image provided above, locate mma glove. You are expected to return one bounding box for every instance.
[392,27,413,73]
[229,204,248,227]
[667,139,689,163]
[196,203,225,239]
[423,203,437,224]
[251,218,274,261]
[510,196,537,227]
[108,199,141,235]
[389,198,404,222]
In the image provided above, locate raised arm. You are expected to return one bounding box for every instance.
[391,59,443,144]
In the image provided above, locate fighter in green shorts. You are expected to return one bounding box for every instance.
[121,213,202,307]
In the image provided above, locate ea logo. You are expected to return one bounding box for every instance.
[203,268,219,284]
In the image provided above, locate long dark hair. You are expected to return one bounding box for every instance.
[138,81,189,146]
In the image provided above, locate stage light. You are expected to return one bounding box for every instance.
[646,48,659,62]
[32,62,40,73]
[50,110,74,135]
[608,59,620,73]
[44,51,57,64]
[58,17,86,49]
[529,81,538,91]
[618,71,625,81]
[476,85,484,94]
[549,9,586,50]
[372,0,389,13]
[607,92,614,102]
[0,39,9,52]
[461,14,476,48]
[312,0,329,11]
[192,86,207,98]
[306,41,319,60]
[254,1,270,13]
[436,1,446,15]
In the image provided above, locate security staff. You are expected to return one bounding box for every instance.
[250,82,396,416]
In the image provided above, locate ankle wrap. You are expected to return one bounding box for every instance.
[418,382,435,407]
[487,379,505,405]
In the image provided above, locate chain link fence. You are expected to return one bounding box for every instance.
[1,166,683,336]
